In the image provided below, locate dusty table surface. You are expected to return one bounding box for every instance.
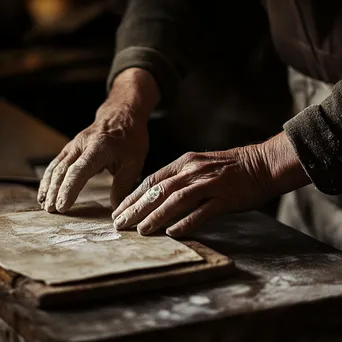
[1,186,342,342]
[1,101,342,341]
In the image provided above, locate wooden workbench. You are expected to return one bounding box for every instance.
[1,101,342,341]
[1,188,342,342]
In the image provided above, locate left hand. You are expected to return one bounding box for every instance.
[111,145,272,237]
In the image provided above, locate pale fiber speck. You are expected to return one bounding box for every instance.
[157,310,182,321]
[49,234,86,245]
[227,284,251,295]
[87,231,121,242]
[56,238,88,247]
[13,226,59,235]
[158,310,172,319]
[64,222,110,231]
[172,302,220,317]
[189,295,211,305]
[0,206,202,284]
[123,310,136,319]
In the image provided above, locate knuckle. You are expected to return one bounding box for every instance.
[182,164,198,177]
[45,159,59,173]
[53,163,69,177]
[217,164,230,176]
[38,180,48,189]
[182,151,198,164]
[119,197,132,209]
[74,130,87,141]
[60,181,74,193]
[127,205,140,217]
[150,208,164,223]
[48,184,60,192]
[96,134,111,146]
[164,178,177,190]
[68,162,86,174]
[182,215,194,228]
[170,190,188,202]
[142,175,154,190]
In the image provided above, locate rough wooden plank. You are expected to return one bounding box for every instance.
[0,204,205,286]
[0,240,234,309]
[1,211,342,342]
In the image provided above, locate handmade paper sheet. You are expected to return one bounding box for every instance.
[0,203,202,285]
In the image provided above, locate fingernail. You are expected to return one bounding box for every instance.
[44,202,49,211]
[166,228,175,237]
[40,201,45,210]
[38,193,45,203]
[137,223,152,235]
[111,212,117,220]
[45,201,55,213]
[114,214,127,229]
[56,198,64,210]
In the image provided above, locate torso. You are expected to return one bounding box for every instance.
[264,0,342,84]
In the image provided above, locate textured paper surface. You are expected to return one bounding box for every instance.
[0,203,202,285]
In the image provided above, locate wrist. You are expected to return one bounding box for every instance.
[257,131,310,196]
[98,68,160,124]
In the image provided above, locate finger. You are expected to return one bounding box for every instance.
[135,185,206,236]
[166,200,221,238]
[44,149,80,212]
[113,175,185,230]
[112,162,177,221]
[55,147,107,213]
[37,149,68,207]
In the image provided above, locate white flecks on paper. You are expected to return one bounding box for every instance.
[87,230,121,242]
[189,295,211,305]
[63,222,109,232]
[0,203,203,284]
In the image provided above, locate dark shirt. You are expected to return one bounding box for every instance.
[108,0,342,195]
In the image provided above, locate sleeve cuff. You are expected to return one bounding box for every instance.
[284,104,342,195]
[107,46,180,107]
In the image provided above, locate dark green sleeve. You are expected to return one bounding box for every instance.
[107,0,203,106]
[284,80,342,194]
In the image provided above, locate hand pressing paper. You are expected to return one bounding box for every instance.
[0,203,202,285]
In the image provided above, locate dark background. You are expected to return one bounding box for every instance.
[0,0,119,137]
[0,0,291,216]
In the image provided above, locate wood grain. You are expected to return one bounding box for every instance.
[0,240,234,309]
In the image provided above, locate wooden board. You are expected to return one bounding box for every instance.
[0,100,68,180]
[0,241,234,310]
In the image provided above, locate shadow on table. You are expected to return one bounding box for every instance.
[190,211,335,255]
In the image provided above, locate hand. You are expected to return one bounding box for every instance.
[37,68,159,213]
[112,145,269,237]
[112,132,310,237]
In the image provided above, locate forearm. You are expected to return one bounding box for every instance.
[254,131,311,197]
[97,68,160,124]
[108,0,203,106]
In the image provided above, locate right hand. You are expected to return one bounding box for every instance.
[37,68,160,213]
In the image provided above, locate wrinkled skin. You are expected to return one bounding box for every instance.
[37,68,159,213]
[112,146,271,237]
[38,68,309,236]
[112,132,309,238]
[38,109,148,213]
